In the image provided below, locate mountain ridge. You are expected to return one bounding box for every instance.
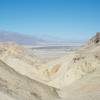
[0,31,45,45]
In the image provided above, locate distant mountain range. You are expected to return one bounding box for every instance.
[0,31,84,45]
[0,31,45,45]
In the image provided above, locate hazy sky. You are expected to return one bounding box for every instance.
[0,0,100,42]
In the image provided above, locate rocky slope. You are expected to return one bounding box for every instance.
[0,60,59,100]
[0,42,43,78]
[37,32,100,97]
[88,32,100,45]
[0,32,100,100]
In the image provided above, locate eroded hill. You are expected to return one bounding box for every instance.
[0,60,59,100]
[0,33,100,100]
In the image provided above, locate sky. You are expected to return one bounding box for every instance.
[0,0,100,42]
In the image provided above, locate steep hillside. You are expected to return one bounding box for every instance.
[0,42,41,76]
[0,60,59,100]
[0,32,100,100]
[39,33,100,89]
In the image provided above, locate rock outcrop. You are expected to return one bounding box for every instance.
[88,32,100,45]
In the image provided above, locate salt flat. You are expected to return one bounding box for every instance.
[27,44,80,64]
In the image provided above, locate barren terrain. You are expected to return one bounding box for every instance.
[0,33,100,100]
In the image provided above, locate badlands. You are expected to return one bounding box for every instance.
[0,32,100,100]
